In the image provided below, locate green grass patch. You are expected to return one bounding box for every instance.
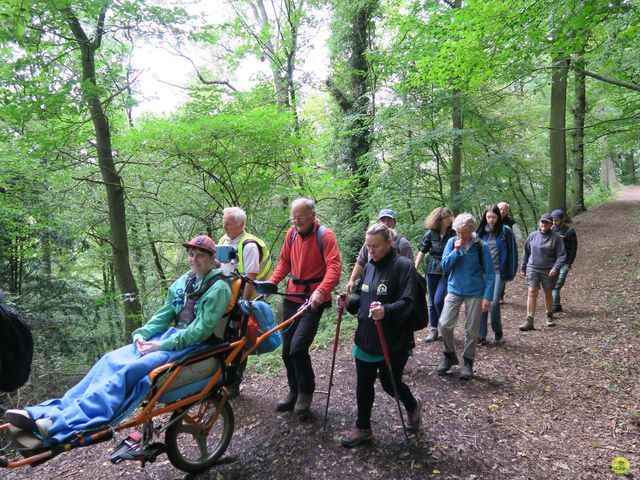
[584,185,618,210]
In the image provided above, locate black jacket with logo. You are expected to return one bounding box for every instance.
[347,249,415,355]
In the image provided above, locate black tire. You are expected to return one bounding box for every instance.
[165,396,234,473]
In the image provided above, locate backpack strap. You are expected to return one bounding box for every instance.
[474,237,485,274]
[288,225,326,294]
[289,225,325,253]
[392,234,402,250]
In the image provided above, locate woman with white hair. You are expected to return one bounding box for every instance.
[436,213,495,380]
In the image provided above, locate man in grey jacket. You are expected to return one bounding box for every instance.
[519,213,566,331]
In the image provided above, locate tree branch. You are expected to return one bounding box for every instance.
[575,69,640,93]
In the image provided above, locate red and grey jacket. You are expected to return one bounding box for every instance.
[270,220,342,305]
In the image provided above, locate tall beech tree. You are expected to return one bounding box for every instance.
[327,0,379,258]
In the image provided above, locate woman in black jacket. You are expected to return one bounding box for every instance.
[414,207,455,342]
[337,223,422,448]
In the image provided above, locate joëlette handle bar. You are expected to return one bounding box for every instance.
[239,300,310,363]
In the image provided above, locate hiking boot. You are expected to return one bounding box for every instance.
[341,428,373,448]
[519,316,534,331]
[494,331,504,344]
[553,305,563,313]
[275,391,297,412]
[546,314,555,327]
[5,410,35,431]
[35,418,53,439]
[227,384,241,399]
[293,393,313,417]
[425,327,439,343]
[436,351,459,376]
[406,396,422,432]
[477,337,488,346]
[459,357,474,381]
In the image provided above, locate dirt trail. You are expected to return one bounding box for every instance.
[4,187,640,480]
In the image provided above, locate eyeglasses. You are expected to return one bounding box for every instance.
[289,215,310,223]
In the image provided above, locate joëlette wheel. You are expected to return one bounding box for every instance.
[165,396,234,473]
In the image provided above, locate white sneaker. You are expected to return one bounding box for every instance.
[35,418,53,438]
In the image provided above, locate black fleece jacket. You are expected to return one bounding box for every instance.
[347,249,416,355]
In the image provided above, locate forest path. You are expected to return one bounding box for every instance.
[5,186,640,480]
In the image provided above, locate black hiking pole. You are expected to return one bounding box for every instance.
[371,301,410,445]
[321,293,346,442]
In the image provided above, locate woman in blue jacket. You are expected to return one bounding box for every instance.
[475,204,517,344]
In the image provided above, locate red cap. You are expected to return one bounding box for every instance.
[182,235,216,255]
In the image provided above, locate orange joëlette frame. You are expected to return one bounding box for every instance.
[0,298,310,471]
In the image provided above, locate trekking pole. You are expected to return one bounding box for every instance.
[321,293,346,442]
[371,301,410,445]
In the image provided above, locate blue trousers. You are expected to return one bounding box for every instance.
[426,273,448,328]
[479,274,504,339]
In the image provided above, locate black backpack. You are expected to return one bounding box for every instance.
[411,269,428,331]
[0,303,33,391]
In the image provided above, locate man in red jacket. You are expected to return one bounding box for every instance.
[269,198,342,417]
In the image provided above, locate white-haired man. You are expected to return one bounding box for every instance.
[269,198,342,417]
[219,206,272,300]
[219,206,272,397]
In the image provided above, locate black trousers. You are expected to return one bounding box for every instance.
[282,300,325,395]
[355,352,417,430]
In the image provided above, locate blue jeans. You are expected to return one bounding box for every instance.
[426,273,448,328]
[479,273,504,339]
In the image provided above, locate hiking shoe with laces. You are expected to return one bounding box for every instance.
[5,410,35,431]
[406,396,422,432]
[293,393,313,417]
[494,331,504,344]
[436,352,459,376]
[341,428,373,448]
[546,315,555,327]
[519,316,534,331]
[275,391,297,412]
[459,357,474,381]
[425,327,439,343]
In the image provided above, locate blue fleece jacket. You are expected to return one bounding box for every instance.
[440,236,495,300]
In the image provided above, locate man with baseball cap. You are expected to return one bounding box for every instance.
[519,213,566,331]
[346,208,414,293]
[550,209,578,313]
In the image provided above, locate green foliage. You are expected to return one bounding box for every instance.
[584,184,617,210]
[0,0,638,396]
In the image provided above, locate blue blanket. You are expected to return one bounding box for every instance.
[26,328,209,444]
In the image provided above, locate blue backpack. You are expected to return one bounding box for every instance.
[238,300,281,354]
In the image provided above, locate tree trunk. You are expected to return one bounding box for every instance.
[252,0,291,108]
[328,0,377,259]
[64,7,142,339]
[450,89,463,212]
[571,62,586,214]
[449,0,463,212]
[600,151,618,190]
[549,57,569,212]
[145,219,168,290]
